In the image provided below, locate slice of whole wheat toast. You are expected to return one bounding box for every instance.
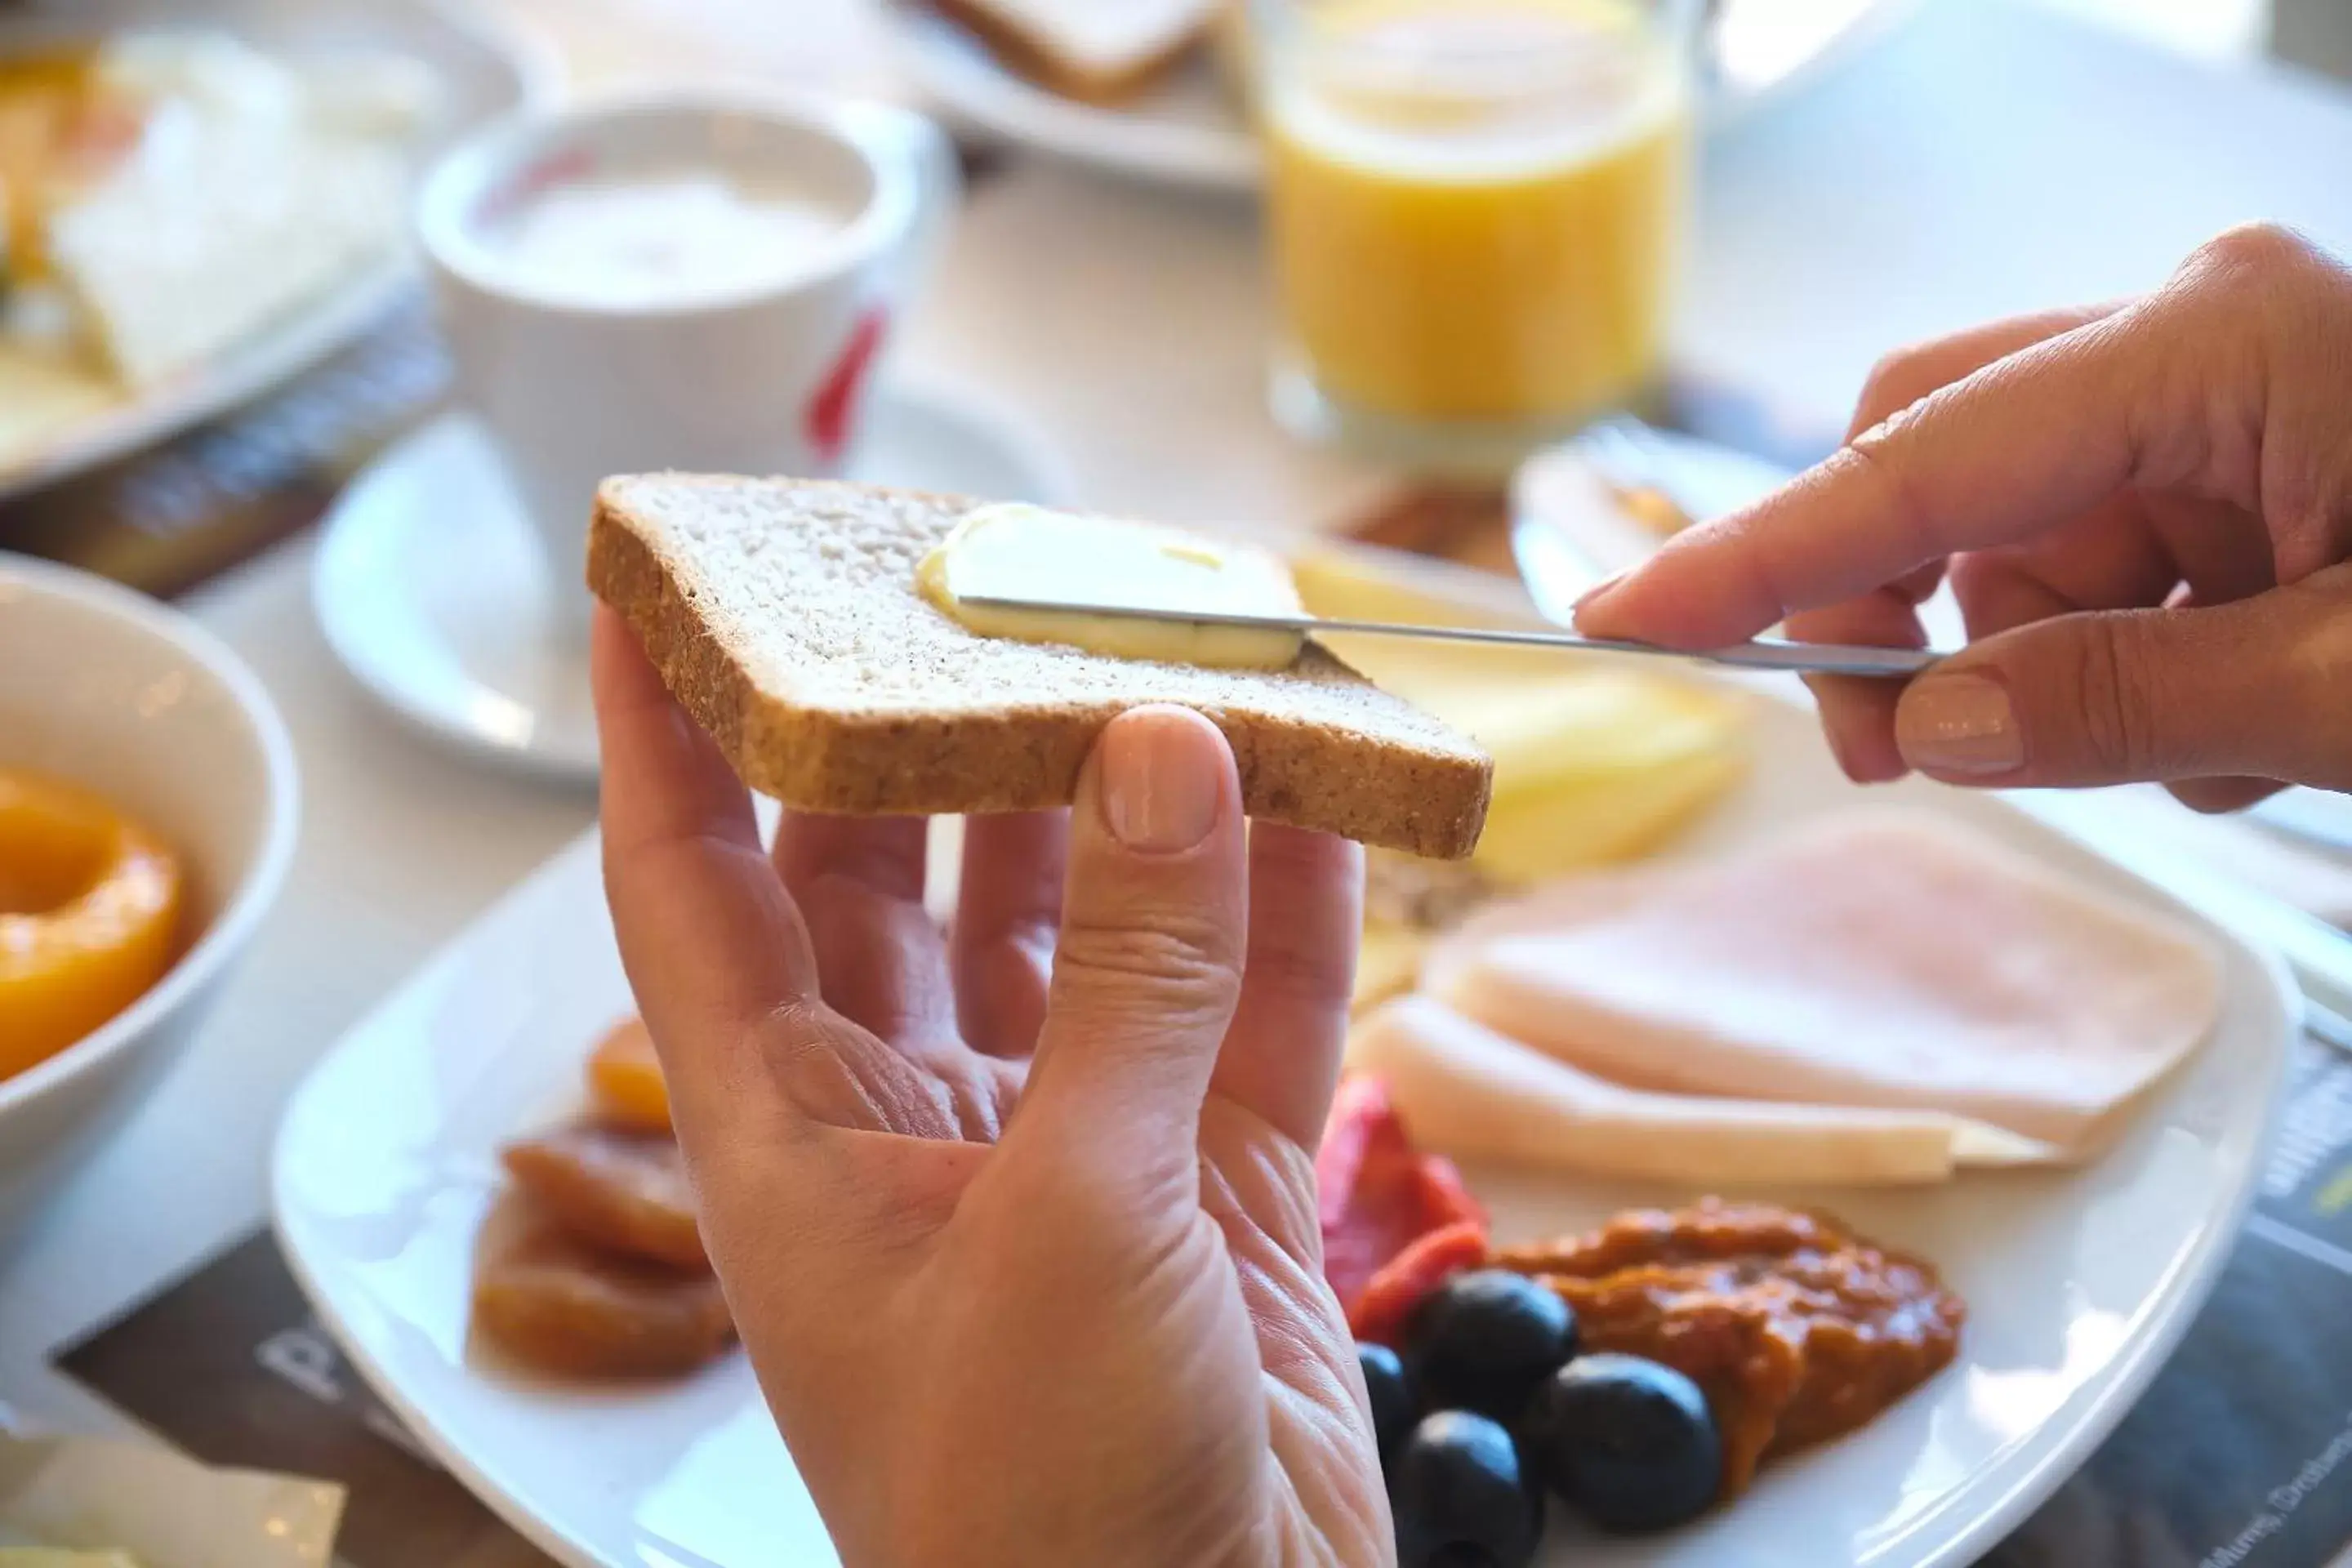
[588,475,1492,858]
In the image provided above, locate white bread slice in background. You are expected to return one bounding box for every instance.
[932,0,1218,104]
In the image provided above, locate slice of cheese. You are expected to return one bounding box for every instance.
[1350,994,2052,1187]
[1426,809,2224,1162]
[1314,637,1748,884]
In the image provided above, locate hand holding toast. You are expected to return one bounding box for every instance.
[591,608,1391,1568]
[1579,223,2352,812]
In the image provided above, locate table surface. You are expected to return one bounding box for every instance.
[10,0,2352,1492]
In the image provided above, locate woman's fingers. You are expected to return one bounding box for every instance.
[1584,228,2352,655]
[595,608,969,1245]
[952,811,1069,1058]
[1787,573,1939,784]
[1891,566,2352,791]
[1945,502,2182,643]
[1213,825,1362,1151]
[1842,303,2131,439]
[2168,777,2286,814]
[1768,307,2126,781]
[1578,308,2158,649]
[776,813,928,903]
[2140,492,2281,611]
[1004,708,1248,1200]
[591,608,826,1146]
[774,813,955,1046]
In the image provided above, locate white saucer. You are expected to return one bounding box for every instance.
[313,385,1074,783]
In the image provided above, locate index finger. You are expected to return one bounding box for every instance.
[591,607,822,1139]
[1578,307,2158,648]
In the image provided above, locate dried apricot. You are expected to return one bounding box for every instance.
[586,1016,670,1131]
[472,1195,732,1379]
[501,1123,705,1270]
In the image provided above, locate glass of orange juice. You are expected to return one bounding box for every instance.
[1254,0,1698,474]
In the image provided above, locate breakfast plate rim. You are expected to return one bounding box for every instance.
[270,1190,599,1568]
[1883,1022,2285,1568]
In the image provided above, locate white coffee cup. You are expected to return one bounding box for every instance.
[417,90,959,635]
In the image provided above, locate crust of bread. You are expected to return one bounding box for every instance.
[588,475,1492,858]
[927,0,1209,105]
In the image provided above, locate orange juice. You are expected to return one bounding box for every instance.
[1264,0,1690,444]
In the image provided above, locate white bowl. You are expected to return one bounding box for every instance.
[0,553,298,1235]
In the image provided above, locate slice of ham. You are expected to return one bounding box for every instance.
[1351,996,2051,1187]
[1420,810,2223,1165]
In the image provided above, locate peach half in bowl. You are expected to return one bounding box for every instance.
[0,554,297,1236]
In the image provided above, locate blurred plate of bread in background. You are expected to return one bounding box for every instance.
[890,0,1924,195]
[0,0,539,502]
[891,0,1259,194]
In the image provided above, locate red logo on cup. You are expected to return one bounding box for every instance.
[804,308,889,464]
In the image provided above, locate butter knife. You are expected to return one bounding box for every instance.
[955,593,1942,679]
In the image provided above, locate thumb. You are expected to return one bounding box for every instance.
[1893,570,2352,790]
[1004,706,1248,1193]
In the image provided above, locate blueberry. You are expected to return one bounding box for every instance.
[1404,1270,1578,1425]
[1390,1410,1544,1568]
[1360,1342,1416,1459]
[1526,1353,1721,1535]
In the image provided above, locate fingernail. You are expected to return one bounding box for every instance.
[1101,709,1223,852]
[1897,674,2025,777]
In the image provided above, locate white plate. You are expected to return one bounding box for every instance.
[0,0,550,503]
[274,609,2296,1568]
[889,0,1922,197]
[310,386,1075,785]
